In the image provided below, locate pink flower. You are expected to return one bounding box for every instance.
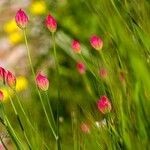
[45,14,57,33]
[90,35,103,50]
[15,9,28,29]
[80,123,90,133]
[6,71,16,89]
[97,96,111,114]
[99,68,108,78]
[0,90,4,101]
[72,40,81,53]
[36,72,49,91]
[0,67,7,84]
[76,62,86,74]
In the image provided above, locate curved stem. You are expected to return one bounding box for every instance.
[1,103,22,150]
[52,33,61,150]
[23,30,35,77]
[8,91,32,149]
[23,29,57,141]
[45,91,56,128]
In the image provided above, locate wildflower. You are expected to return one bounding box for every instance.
[80,123,90,133]
[0,67,6,84]
[76,62,86,74]
[30,1,46,15]
[99,68,108,78]
[71,40,81,53]
[0,90,4,101]
[6,71,16,89]
[3,20,18,33]
[15,9,28,29]
[90,35,103,50]
[97,96,111,114]
[16,76,28,92]
[45,14,57,33]
[36,72,49,91]
[8,31,23,44]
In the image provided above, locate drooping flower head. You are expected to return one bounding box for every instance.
[76,62,86,74]
[36,72,49,91]
[0,67,7,84]
[6,71,16,89]
[15,9,29,29]
[90,35,103,50]
[45,14,57,33]
[72,40,81,53]
[97,96,111,114]
[0,90,4,101]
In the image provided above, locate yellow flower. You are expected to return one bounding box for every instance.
[8,31,23,44]
[0,76,28,102]
[16,76,28,92]
[30,1,46,15]
[3,20,18,33]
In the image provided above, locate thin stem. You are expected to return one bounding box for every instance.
[23,30,35,77]
[8,92,32,149]
[13,90,49,149]
[80,53,99,81]
[52,33,61,150]
[23,29,57,141]
[45,91,56,128]
[99,52,115,100]
[1,103,22,150]
[37,90,58,140]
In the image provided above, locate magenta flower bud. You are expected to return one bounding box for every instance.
[45,14,57,33]
[80,123,90,134]
[76,62,86,74]
[90,35,103,50]
[99,68,108,78]
[0,67,7,84]
[0,90,4,101]
[72,40,81,53]
[6,71,16,89]
[98,96,111,114]
[15,9,29,29]
[36,72,49,91]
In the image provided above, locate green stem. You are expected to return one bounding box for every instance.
[52,33,61,150]
[38,90,58,140]
[8,92,32,149]
[45,92,56,128]
[1,103,22,150]
[23,30,35,77]
[80,53,99,81]
[23,29,57,141]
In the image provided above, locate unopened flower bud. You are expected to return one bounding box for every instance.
[98,96,111,114]
[6,71,16,89]
[36,72,49,91]
[72,40,81,53]
[0,67,7,84]
[90,35,103,50]
[15,9,28,29]
[45,14,57,33]
[76,62,86,74]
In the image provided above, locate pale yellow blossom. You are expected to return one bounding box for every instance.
[30,1,46,15]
